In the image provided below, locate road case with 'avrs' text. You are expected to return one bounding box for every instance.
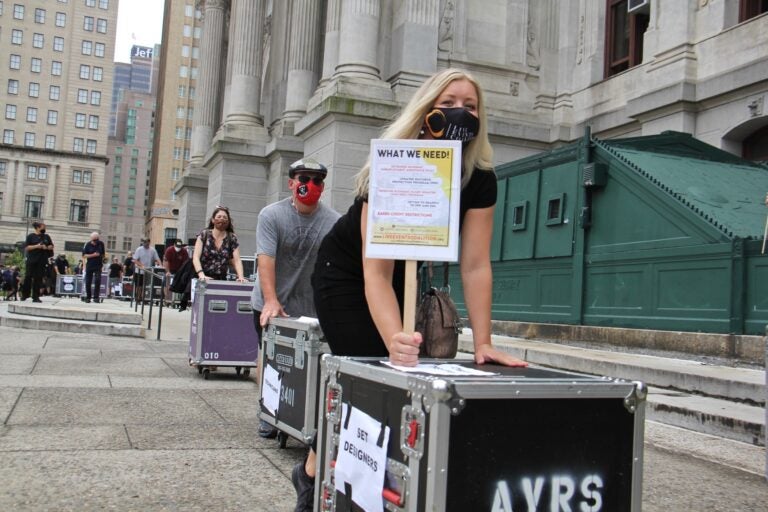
[314,356,645,512]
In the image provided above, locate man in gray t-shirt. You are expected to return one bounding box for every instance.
[250,158,340,322]
[133,239,161,303]
[250,158,340,437]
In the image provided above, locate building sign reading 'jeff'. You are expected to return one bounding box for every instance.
[131,45,153,60]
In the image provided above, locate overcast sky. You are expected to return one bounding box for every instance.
[114,0,165,62]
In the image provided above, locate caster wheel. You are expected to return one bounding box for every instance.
[277,432,287,449]
[202,368,210,380]
[235,366,242,376]
[197,366,203,374]
[243,368,251,378]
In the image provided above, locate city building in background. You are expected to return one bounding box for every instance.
[0,0,118,257]
[110,44,156,136]
[145,0,201,247]
[173,1,768,258]
[101,45,160,258]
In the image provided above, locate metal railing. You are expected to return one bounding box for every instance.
[130,267,167,341]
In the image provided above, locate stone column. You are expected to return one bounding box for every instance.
[45,164,58,220]
[320,0,341,85]
[334,0,382,79]
[222,0,266,131]
[389,0,439,89]
[190,0,227,164]
[283,0,322,122]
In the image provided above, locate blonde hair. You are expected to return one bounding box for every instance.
[354,68,494,197]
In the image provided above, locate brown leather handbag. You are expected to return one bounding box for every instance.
[415,262,462,358]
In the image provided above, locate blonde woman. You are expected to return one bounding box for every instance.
[292,68,527,511]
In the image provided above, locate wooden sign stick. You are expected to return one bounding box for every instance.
[402,260,417,333]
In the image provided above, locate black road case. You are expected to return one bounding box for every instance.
[315,356,645,512]
[259,317,329,447]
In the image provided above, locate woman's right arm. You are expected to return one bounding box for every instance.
[192,237,207,280]
[360,202,422,366]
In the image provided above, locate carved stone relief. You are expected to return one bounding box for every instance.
[438,0,455,53]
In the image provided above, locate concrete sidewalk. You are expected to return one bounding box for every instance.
[0,297,304,511]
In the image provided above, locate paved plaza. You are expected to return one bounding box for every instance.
[0,297,765,510]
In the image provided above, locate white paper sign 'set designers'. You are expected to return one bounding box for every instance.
[365,139,462,262]
[334,403,391,512]
[261,364,281,415]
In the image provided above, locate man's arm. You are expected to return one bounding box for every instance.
[258,254,287,326]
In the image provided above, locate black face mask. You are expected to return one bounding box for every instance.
[39,229,46,234]
[424,107,480,144]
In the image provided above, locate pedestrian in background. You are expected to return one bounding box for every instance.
[54,254,70,275]
[163,239,189,304]
[133,239,161,304]
[81,232,106,303]
[107,257,123,298]
[21,221,54,303]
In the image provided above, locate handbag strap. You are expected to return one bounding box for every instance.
[425,261,450,291]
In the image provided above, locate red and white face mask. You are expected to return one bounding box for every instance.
[292,174,324,206]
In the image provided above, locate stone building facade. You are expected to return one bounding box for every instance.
[174,0,768,256]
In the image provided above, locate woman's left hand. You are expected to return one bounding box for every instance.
[474,343,528,367]
[235,277,248,283]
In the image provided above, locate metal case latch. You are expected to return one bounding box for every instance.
[293,330,307,369]
[265,324,276,360]
[383,458,410,511]
[325,383,343,424]
[320,480,336,512]
[400,405,425,460]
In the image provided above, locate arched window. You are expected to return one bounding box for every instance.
[742,124,768,162]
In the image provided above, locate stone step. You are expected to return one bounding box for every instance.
[646,387,765,446]
[467,335,766,405]
[459,333,766,446]
[8,302,142,325]
[0,309,145,338]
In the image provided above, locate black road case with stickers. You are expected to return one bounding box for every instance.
[314,356,645,512]
[259,317,329,448]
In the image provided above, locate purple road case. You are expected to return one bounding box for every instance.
[259,317,329,447]
[315,356,645,512]
[188,280,257,379]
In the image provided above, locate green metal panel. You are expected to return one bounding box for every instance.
[588,162,711,253]
[501,172,538,260]
[480,259,575,323]
[584,247,734,333]
[535,162,577,258]
[490,178,507,261]
[744,242,768,335]
[601,140,768,239]
[486,132,767,335]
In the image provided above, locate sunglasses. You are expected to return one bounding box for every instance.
[215,205,230,212]
[295,175,324,185]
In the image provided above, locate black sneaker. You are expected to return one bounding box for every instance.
[291,461,315,512]
[258,420,277,439]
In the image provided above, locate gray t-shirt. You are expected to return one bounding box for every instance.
[133,245,159,268]
[250,198,340,317]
